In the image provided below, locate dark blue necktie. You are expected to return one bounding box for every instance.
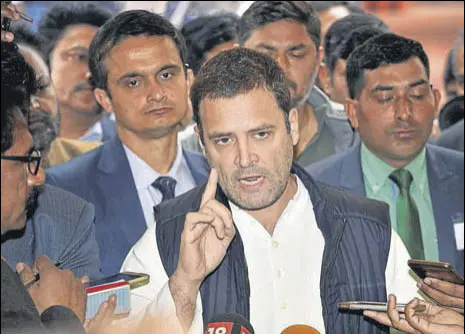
[152,176,177,202]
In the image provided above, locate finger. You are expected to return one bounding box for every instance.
[1,30,14,42]
[33,255,53,272]
[387,295,401,323]
[1,6,20,20]
[363,311,393,327]
[419,280,464,308]
[423,278,464,299]
[185,212,215,231]
[201,206,226,240]
[186,221,211,243]
[80,276,90,285]
[16,262,36,284]
[200,169,218,207]
[203,200,234,232]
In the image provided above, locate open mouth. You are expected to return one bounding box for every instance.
[239,176,264,186]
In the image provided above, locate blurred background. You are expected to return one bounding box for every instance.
[16,0,464,106]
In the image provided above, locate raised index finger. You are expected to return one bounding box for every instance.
[200,168,218,207]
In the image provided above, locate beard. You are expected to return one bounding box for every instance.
[26,186,42,220]
[28,110,59,153]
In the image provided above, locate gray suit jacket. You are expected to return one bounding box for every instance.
[307,144,465,275]
[1,184,102,280]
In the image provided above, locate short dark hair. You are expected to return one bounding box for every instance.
[10,23,47,59]
[309,1,365,14]
[324,13,389,65]
[181,13,239,74]
[191,48,292,143]
[239,1,321,50]
[346,33,430,99]
[38,2,113,66]
[327,25,387,77]
[88,10,188,92]
[1,42,36,154]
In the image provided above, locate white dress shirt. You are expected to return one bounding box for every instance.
[121,176,419,334]
[123,141,197,228]
[79,120,103,142]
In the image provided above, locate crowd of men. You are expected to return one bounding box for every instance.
[1,1,463,334]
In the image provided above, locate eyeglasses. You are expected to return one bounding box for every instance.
[1,148,42,176]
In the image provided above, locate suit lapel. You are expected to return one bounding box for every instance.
[96,137,147,249]
[426,145,460,265]
[183,150,210,185]
[338,144,366,196]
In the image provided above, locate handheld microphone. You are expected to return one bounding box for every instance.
[205,313,255,334]
[281,325,320,334]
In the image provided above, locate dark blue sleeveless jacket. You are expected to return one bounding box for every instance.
[154,164,391,333]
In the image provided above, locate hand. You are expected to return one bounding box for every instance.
[174,168,236,287]
[17,255,87,322]
[364,295,465,334]
[83,295,117,334]
[418,278,464,310]
[169,169,236,329]
[1,2,21,42]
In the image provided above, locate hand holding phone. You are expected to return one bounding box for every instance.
[85,272,150,319]
[364,295,465,334]
[408,260,464,312]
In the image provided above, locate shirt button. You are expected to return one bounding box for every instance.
[277,269,284,278]
[281,303,288,311]
[272,241,280,248]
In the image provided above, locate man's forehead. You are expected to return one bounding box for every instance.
[246,20,314,46]
[199,90,283,129]
[363,58,429,86]
[106,35,182,71]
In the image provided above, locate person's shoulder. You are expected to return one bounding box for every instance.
[35,184,94,226]
[37,184,91,210]
[46,141,105,179]
[307,145,359,177]
[427,143,464,165]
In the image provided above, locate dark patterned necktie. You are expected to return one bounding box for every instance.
[389,169,425,260]
[152,176,177,202]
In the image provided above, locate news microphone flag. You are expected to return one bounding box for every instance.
[205,313,254,334]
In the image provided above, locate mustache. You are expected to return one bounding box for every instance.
[26,186,42,220]
[73,81,93,92]
[232,167,271,181]
[28,110,59,152]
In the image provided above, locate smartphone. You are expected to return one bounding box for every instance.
[408,260,464,285]
[338,301,426,313]
[85,271,150,290]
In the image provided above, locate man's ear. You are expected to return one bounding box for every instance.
[318,63,332,97]
[432,87,442,118]
[194,124,206,157]
[186,68,195,96]
[94,88,113,113]
[345,98,360,129]
[288,108,300,146]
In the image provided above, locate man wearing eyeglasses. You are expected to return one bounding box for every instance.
[1,41,89,334]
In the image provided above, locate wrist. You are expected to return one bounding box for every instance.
[170,269,202,293]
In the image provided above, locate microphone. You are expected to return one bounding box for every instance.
[205,313,255,334]
[281,325,320,334]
